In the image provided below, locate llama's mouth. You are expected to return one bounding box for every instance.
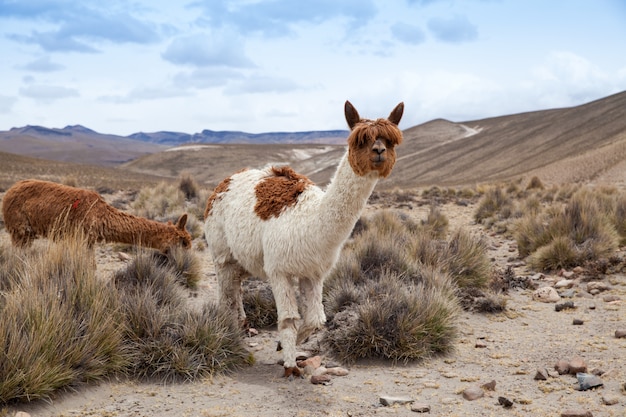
[372,155,386,164]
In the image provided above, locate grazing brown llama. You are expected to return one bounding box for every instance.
[2,179,192,253]
[203,101,404,377]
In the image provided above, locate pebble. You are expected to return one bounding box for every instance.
[498,396,513,408]
[555,301,576,311]
[310,374,331,385]
[576,373,603,390]
[601,395,619,405]
[572,319,584,325]
[324,366,349,376]
[568,357,587,375]
[534,368,548,380]
[481,380,496,391]
[555,279,574,288]
[615,329,626,338]
[555,360,570,375]
[560,410,593,417]
[410,403,431,413]
[379,396,413,406]
[533,286,561,303]
[603,294,621,302]
[462,386,484,401]
[475,340,487,348]
[14,413,31,417]
[586,281,610,292]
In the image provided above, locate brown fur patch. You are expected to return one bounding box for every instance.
[204,176,232,220]
[347,118,403,178]
[254,166,314,220]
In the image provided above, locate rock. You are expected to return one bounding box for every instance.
[118,251,132,261]
[603,294,621,302]
[14,413,31,417]
[498,396,513,408]
[379,395,413,406]
[560,409,593,417]
[601,395,619,405]
[555,360,570,375]
[324,366,349,376]
[410,403,431,413]
[586,281,610,293]
[475,340,487,348]
[568,357,587,375]
[297,355,322,369]
[615,329,626,338]
[573,319,584,325]
[555,301,576,311]
[247,327,259,336]
[481,380,496,391]
[556,279,574,288]
[310,374,331,385]
[462,386,484,401]
[576,373,603,391]
[534,368,548,380]
[573,266,584,273]
[533,286,560,302]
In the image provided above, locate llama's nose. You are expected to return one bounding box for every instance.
[372,139,386,155]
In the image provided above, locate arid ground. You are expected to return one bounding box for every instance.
[5,198,625,417]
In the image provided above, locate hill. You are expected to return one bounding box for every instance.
[1,91,625,191]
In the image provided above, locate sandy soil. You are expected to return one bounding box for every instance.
[6,201,626,417]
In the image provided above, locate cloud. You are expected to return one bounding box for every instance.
[0,95,17,113]
[1,1,160,53]
[162,32,253,68]
[391,22,426,45]
[529,51,615,106]
[19,84,79,101]
[190,0,377,37]
[427,15,478,43]
[20,56,65,72]
[172,68,244,89]
[224,75,300,95]
[99,86,192,103]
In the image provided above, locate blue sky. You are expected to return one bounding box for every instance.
[1,0,625,136]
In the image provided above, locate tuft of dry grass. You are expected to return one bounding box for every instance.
[0,231,128,404]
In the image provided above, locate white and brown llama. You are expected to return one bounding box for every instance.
[203,101,404,377]
[2,179,192,253]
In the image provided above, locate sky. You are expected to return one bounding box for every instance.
[1,0,625,136]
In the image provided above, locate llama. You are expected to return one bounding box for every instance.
[203,101,404,377]
[2,179,192,253]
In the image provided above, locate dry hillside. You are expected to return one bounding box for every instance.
[1,91,625,191]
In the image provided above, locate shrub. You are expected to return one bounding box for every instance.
[0,233,127,404]
[113,251,249,381]
[474,187,511,223]
[526,176,544,190]
[179,173,199,201]
[422,204,449,239]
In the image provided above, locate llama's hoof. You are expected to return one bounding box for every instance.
[283,366,302,379]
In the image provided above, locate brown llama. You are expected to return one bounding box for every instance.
[2,179,192,253]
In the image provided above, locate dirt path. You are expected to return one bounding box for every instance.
[7,201,626,417]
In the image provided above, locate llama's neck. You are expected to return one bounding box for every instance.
[98,206,172,250]
[317,152,379,242]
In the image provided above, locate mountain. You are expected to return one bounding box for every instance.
[1,91,625,191]
[0,125,166,166]
[128,129,349,146]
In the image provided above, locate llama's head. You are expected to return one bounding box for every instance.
[344,101,404,178]
[160,213,192,253]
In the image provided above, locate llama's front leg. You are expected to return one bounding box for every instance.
[216,261,247,327]
[297,277,326,345]
[270,275,302,378]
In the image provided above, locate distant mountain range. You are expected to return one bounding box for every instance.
[0,124,349,166]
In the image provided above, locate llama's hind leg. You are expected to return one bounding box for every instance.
[216,260,248,327]
[270,275,302,378]
[297,277,326,345]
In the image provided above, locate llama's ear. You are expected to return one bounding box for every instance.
[344,100,361,130]
[388,102,404,126]
[176,214,188,230]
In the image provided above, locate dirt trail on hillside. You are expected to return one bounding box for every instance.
[6,201,626,417]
